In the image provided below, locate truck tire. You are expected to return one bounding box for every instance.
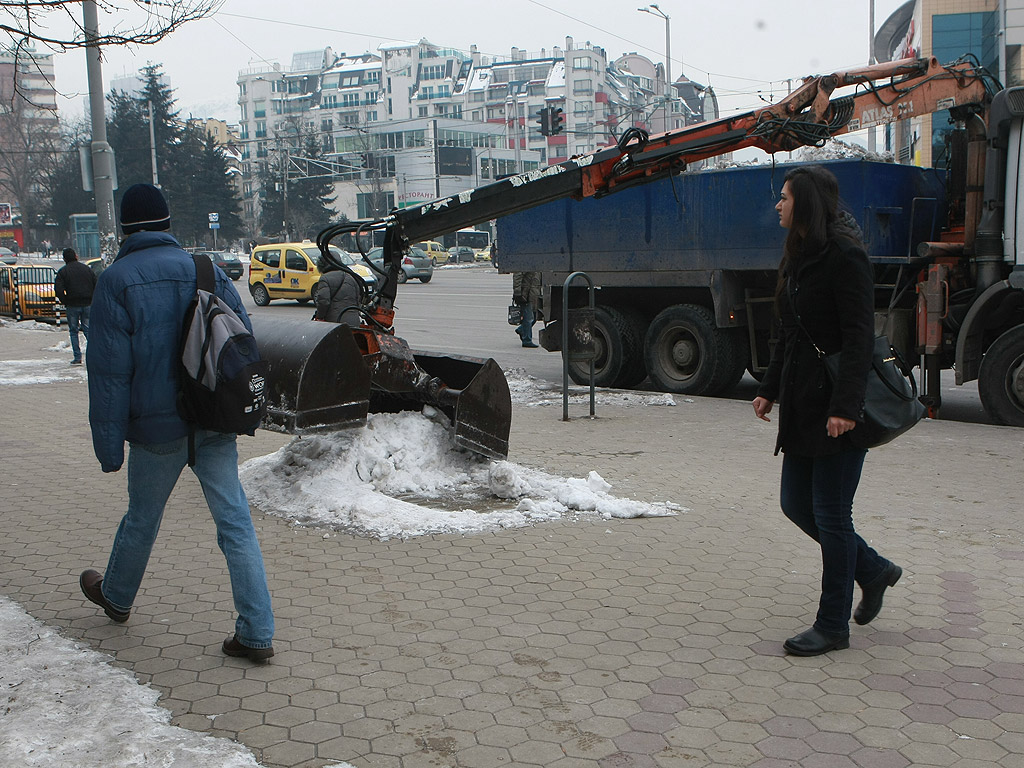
[978,325,1024,426]
[251,283,271,307]
[712,328,750,393]
[567,306,646,388]
[644,304,741,395]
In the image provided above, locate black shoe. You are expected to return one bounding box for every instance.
[854,561,903,625]
[522,341,538,348]
[783,627,850,656]
[222,635,274,662]
[79,569,130,623]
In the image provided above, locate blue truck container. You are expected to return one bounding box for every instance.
[495,159,948,394]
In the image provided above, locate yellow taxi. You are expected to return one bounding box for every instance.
[248,241,375,306]
[414,240,449,266]
[0,262,61,322]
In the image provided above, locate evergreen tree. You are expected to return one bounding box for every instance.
[255,133,339,241]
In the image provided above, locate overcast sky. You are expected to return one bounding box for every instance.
[51,0,910,124]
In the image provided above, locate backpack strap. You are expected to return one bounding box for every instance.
[187,253,216,467]
[192,252,216,294]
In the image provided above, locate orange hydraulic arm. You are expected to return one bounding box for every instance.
[578,56,991,197]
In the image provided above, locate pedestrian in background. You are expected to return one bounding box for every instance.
[752,165,902,657]
[53,247,96,365]
[512,270,541,348]
[80,183,275,662]
[314,255,361,326]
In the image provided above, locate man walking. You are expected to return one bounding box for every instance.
[54,247,96,365]
[80,183,275,662]
[512,270,542,348]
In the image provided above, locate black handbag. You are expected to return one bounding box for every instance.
[508,304,523,325]
[818,335,926,449]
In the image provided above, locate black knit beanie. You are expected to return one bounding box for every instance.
[120,183,171,235]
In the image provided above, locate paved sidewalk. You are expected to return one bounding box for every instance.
[1,326,1023,768]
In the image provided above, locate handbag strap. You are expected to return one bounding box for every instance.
[786,277,828,359]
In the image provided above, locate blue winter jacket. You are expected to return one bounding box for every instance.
[87,231,252,472]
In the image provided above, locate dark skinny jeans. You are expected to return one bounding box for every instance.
[780,449,888,635]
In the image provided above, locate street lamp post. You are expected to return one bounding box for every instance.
[638,4,672,130]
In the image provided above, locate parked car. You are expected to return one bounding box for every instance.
[414,241,449,266]
[196,250,243,280]
[0,247,16,265]
[474,246,492,262]
[84,257,105,278]
[0,263,60,322]
[366,246,433,283]
[447,246,476,264]
[248,241,375,306]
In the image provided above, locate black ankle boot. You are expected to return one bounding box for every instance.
[854,561,903,626]
[784,627,850,656]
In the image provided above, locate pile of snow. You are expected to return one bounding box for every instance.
[0,358,87,386]
[0,318,62,332]
[504,366,676,408]
[241,409,682,540]
[0,596,267,768]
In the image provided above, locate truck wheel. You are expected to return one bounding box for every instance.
[567,306,646,388]
[978,325,1024,426]
[251,283,271,307]
[644,304,736,395]
[711,328,750,393]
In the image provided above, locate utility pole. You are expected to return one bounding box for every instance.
[83,0,117,260]
[147,100,160,187]
[639,4,672,132]
[868,0,877,153]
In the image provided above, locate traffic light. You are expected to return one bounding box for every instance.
[537,106,552,137]
[536,106,565,137]
[549,106,564,135]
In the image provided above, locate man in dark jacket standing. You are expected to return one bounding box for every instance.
[79,183,275,662]
[54,247,96,365]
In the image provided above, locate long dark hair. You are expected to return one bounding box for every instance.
[774,165,840,311]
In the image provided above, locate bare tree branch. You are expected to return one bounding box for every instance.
[0,0,222,52]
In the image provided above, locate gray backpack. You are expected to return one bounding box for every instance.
[177,253,267,464]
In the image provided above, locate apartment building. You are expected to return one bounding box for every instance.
[236,37,717,234]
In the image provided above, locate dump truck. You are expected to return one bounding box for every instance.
[254,55,1013,455]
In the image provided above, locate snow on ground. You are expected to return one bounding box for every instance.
[0,357,88,386]
[241,405,683,541]
[0,596,355,768]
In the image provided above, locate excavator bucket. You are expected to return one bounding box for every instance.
[250,316,371,433]
[359,330,512,460]
[251,316,512,459]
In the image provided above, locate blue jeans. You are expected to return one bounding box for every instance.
[780,450,888,635]
[101,431,274,648]
[66,306,90,361]
[517,303,536,343]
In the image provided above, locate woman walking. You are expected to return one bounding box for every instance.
[752,165,902,656]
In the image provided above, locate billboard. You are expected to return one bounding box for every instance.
[0,203,11,226]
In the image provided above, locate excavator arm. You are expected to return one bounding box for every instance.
[336,55,990,307]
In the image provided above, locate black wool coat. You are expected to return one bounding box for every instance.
[756,233,875,457]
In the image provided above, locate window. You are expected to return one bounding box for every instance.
[285,250,307,271]
[357,191,395,218]
[366,71,380,84]
[573,79,593,95]
[471,110,481,122]
[574,102,593,116]
[419,106,428,117]
[321,118,333,132]
[339,112,359,125]
[573,57,592,70]
[422,65,445,80]
[365,110,378,122]
[239,103,248,122]
[255,120,266,138]
[253,100,266,118]
[340,75,360,87]
[322,94,337,108]
[341,93,359,107]
[470,91,486,103]
[253,248,280,267]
